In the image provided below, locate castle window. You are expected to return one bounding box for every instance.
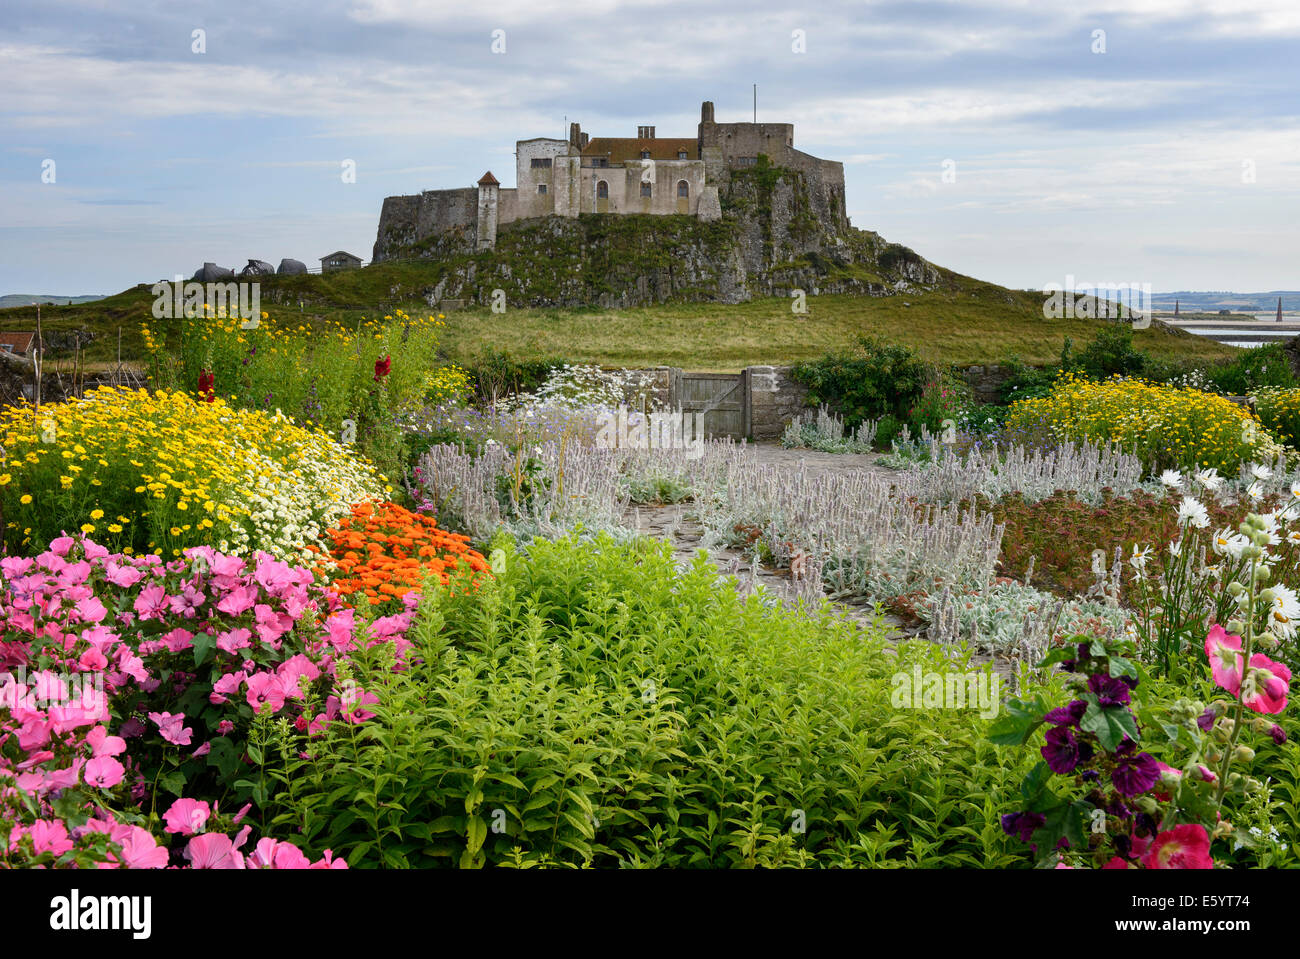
[530,157,552,168]
[677,180,689,197]
[640,150,651,160]
[590,158,609,168]
[640,182,652,197]
[678,151,688,160]
[597,181,608,198]
[538,184,547,195]
[735,156,758,167]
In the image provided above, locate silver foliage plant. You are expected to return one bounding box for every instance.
[692,460,1005,604]
[780,406,878,454]
[895,436,1145,505]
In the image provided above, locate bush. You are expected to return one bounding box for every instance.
[459,349,567,407]
[1208,344,1297,395]
[1074,324,1148,379]
[1253,387,1300,449]
[262,535,1055,867]
[1004,374,1277,474]
[792,335,937,427]
[0,387,386,563]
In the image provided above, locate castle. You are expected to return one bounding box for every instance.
[372,100,848,259]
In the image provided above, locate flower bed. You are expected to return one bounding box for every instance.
[316,501,489,612]
[0,387,386,563]
[0,535,418,868]
[1004,374,1278,474]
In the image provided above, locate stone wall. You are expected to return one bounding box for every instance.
[746,365,810,440]
[958,364,1014,405]
[373,188,477,261]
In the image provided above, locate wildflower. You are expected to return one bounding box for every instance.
[1159,469,1183,489]
[1194,468,1223,491]
[1112,740,1161,796]
[374,355,392,381]
[1205,625,1245,696]
[1250,463,1273,481]
[1176,496,1209,529]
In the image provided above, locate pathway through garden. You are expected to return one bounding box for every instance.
[622,442,1012,677]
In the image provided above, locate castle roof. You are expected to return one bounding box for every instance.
[581,138,698,164]
[477,171,500,185]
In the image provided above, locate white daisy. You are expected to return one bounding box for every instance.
[1247,481,1265,502]
[1159,469,1184,489]
[1268,585,1300,640]
[1177,496,1210,529]
[1195,468,1223,491]
[1212,528,1248,558]
[1250,463,1274,481]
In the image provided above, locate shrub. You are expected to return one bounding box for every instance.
[1004,374,1277,475]
[1253,387,1300,449]
[1208,343,1297,395]
[261,535,1058,867]
[792,335,936,427]
[314,501,489,613]
[0,387,386,563]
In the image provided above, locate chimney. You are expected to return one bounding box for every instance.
[637,125,656,139]
[701,101,714,123]
[580,132,589,148]
[569,122,582,149]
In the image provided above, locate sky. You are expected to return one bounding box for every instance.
[2,0,1299,296]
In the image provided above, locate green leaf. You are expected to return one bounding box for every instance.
[159,770,187,798]
[988,696,1048,746]
[192,632,216,667]
[1079,702,1139,752]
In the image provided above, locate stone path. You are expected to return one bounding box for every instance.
[621,441,1012,677]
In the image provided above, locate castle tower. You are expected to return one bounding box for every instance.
[476,171,499,251]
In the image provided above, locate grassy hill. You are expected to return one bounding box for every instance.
[0,260,1239,373]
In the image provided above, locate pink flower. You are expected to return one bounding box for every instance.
[49,536,75,556]
[108,824,169,869]
[309,849,349,869]
[183,832,245,869]
[245,672,287,714]
[276,654,321,700]
[163,798,211,836]
[84,756,126,789]
[249,838,312,869]
[215,585,258,616]
[1140,824,1214,869]
[29,820,74,857]
[1243,653,1291,714]
[160,627,194,652]
[133,584,169,620]
[148,710,194,746]
[209,670,248,705]
[215,628,252,654]
[1205,625,1245,696]
[104,562,145,587]
[192,741,211,758]
[86,725,127,757]
[217,720,235,736]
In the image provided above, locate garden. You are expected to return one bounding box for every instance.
[2,309,1298,870]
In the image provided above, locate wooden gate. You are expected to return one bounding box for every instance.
[671,370,750,439]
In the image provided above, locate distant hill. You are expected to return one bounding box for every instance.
[0,294,108,309]
[1152,291,1299,313]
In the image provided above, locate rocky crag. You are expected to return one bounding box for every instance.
[371,156,943,309]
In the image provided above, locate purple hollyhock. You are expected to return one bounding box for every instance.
[1197,706,1218,733]
[1043,726,1088,774]
[1112,742,1161,796]
[1271,724,1288,745]
[1045,699,1088,727]
[1088,673,1131,707]
[1001,811,1046,843]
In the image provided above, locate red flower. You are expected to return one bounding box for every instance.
[1140,824,1214,869]
[197,369,216,403]
[373,355,391,381]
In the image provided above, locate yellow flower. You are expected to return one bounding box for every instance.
[20,494,33,504]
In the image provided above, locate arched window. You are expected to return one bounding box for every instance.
[677,180,689,197]
[676,179,689,213]
[596,179,609,213]
[640,181,652,198]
